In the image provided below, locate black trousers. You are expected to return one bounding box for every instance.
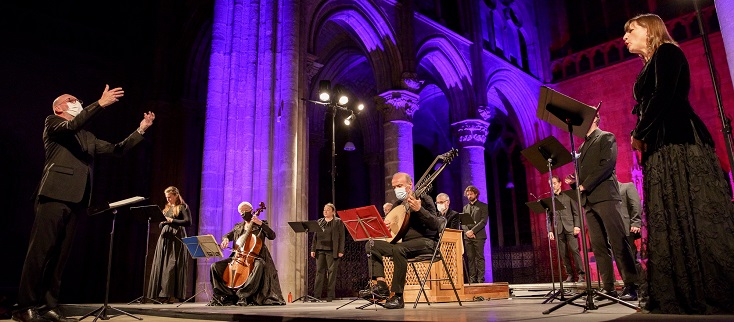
[366,238,435,294]
[556,229,584,277]
[465,237,486,283]
[585,200,638,291]
[210,256,265,304]
[17,197,81,310]
[313,251,339,299]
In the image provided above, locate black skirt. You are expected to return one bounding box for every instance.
[643,142,734,314]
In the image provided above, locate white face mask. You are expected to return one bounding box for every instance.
[66,101,83,117]
[437,203,446,213]
[394,187,408,200]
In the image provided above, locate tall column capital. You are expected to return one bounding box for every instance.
[452,119,489,148]
[305,53,324,86]
[375,90,420,122]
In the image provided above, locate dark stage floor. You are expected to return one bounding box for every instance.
[57,295,734,322]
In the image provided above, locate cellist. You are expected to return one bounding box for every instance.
[208,201,286,306]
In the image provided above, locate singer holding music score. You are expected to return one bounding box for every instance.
[462,185,489,283]
[310,203,345,302]
[565,113,638,301]
[208,202,285,306]
[359,172,440,309]
[624,14,734,314]
[547,176,585,283]
[13,85,154,322]
[147,186,191,304]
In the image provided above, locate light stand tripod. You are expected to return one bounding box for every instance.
[522,136,573,304]
[82,197,147,321]
[335,205,390,310]
[178,235,223,307]
[287,220,323,303]
[536,86,640,314]
[127,205,165,305]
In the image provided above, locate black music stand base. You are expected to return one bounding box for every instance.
[543,288,639,314]
[336,238,385,310]
[80,305,141,322]
[293,294,322,303]
[127,295,161,305]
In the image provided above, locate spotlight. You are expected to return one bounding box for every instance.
[344,114,355,125]
[357,103,364,111]
[338,95,349,105]
[319,80,331,102]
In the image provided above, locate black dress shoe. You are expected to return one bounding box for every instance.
[359,281,390,300]
[12,308,50,322]
[618,285,638,301]
[383,295,404,309]
[594,289,619,301]
[41,309,78,322]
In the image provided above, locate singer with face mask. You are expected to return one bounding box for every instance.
[359,172,440,309]
[208,202,285,306]
[13,85,154,322]
[435,193,460,230]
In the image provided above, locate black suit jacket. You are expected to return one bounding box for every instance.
[618,182,642,238]
[310,217,346,259]
[440,209,461,230]
[462,200,489,239]
[552,191,580,234]
[577,128,620,206]
[37,102,144,205]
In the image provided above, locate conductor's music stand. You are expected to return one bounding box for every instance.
[81,197,146,322]
[526,195,569,303]
[288,220,324,303]
[536,86,639,313]
[335,205,391,310]
[178,235,223,307]
[127,205,166,305]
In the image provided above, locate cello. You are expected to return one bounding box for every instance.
[222,202,266,289]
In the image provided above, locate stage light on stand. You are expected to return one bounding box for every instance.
[338,95,349,105]
[344,113,355,125]
[357,103,364,111]
[319,80,331,102]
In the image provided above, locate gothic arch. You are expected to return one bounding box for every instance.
[485,69,544,148]
[416,36,474,123]
[308,0,403,91]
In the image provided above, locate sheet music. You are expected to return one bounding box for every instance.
[109,196,146,208]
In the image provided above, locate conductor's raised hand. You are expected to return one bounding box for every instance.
[98,84,124,107]
[139,111,155,132]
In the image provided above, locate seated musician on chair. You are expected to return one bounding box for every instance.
[208,201,285,306]
[359,172,440,309]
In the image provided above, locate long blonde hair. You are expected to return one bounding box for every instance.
[624,14,678,61]
[163,186,187,217]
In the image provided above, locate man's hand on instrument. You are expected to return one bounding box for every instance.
[406,195,422,212]
[310,252,315,258]
[466,230,475,239]
[220,238,229,250]
[251,216,263,225]
[384,219,392,229]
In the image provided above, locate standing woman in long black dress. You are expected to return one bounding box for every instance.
[624,14,734,314]
[310,203,345,301]
[147,186,191,303]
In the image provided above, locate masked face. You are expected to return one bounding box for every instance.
[436,203,446,213]
[241,211,253,222]
[394,187,408,200]
[66,101,83,117]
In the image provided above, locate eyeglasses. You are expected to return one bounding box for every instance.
[436,200,448,204]
[55,97,83,107]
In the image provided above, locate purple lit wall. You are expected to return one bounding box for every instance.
[200,0,306,300]
[717,1,734,94]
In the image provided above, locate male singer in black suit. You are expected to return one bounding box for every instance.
[618,181,644,290]
[436,193,461,230]
[462,185,489,283]
[548,176,585,283]
[565,114,638,301]
[13,86,155,322]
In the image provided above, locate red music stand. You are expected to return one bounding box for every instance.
[336,205,391,310]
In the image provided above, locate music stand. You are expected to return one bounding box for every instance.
[335,206,391,310]
[177,235,223,307]
[127,205,166,305]
[526,196,569,303]
[536,86,639,313]
[81,197,146,322]
[456,213,475,285]
[288,220,324,303]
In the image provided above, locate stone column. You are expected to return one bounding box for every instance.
[376,90,419,198]
[451,118,492,282]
